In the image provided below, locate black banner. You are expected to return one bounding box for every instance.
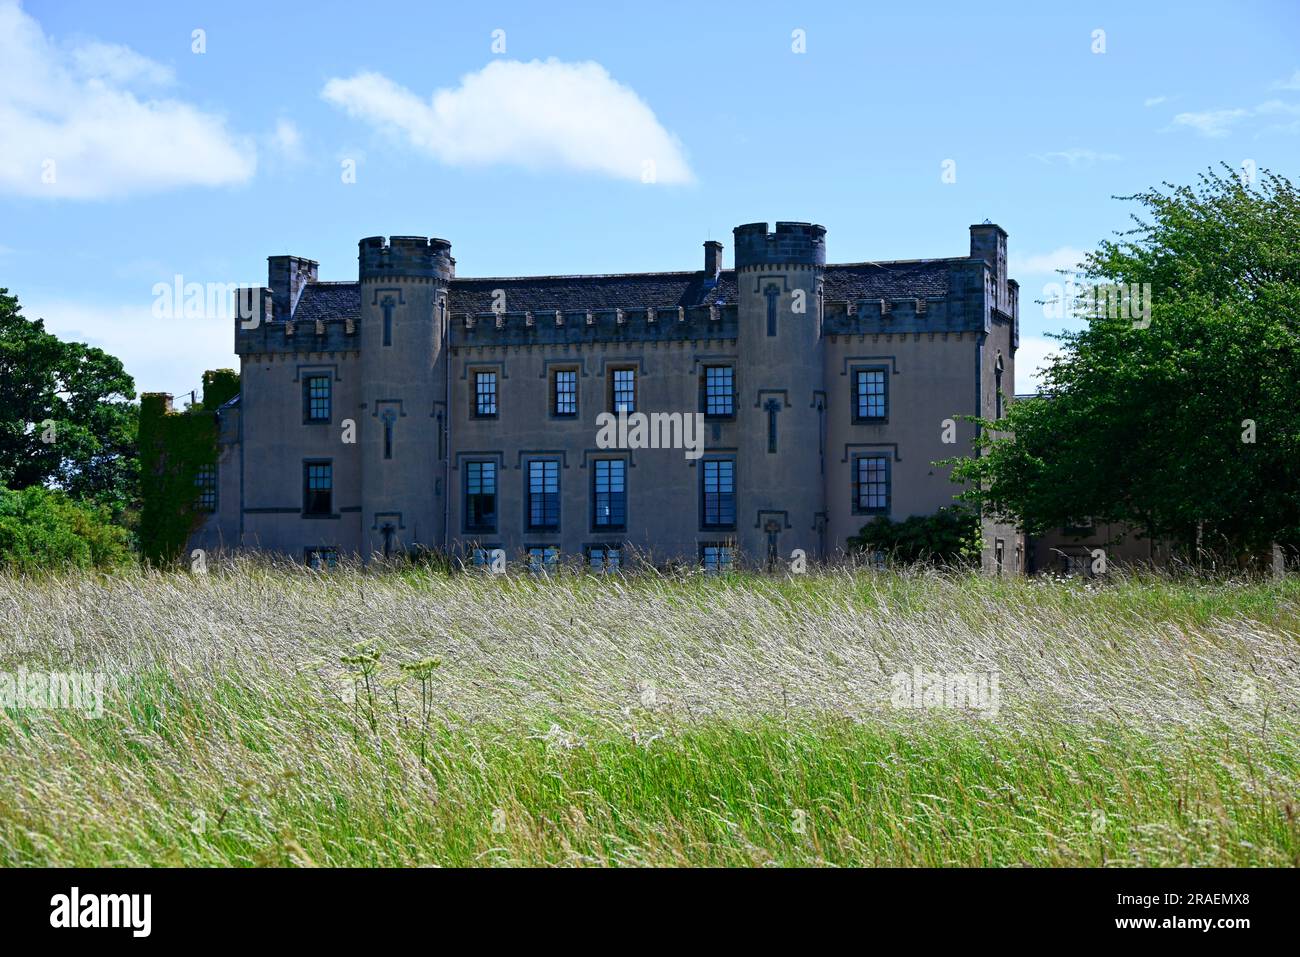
[0,867,1281,943]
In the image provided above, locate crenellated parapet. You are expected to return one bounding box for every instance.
[451,303,738,348]
[733,222,827,270]
[822,295,976,336]
[358,235,454,283]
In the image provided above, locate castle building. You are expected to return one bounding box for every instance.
[190,221,1021,571]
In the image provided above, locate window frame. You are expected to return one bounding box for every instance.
[591,457,627,531]
[304,546,339,570]
[302,459,333,517]
[700,457,736,530]
[526,545,560,574]
[851,365,888,423]
[608,366,636,414]
[851,453,890,515]
[303,374,332,424]
[194,463,217,513]
[700,542,736,572]
[586,544,623,572]
[551,367,579,419]
[526,458,561,531]
[463,459,498,533]
[702,364,735,419]
[472,369,498,419]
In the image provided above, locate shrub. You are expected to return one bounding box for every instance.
[0,486,132,572]
[847,506,982,567]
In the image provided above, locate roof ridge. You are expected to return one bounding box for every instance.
[827,257,970,268]
[304,261,965,284]
[451,269,725,283]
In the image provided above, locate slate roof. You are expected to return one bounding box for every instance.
[822,259,957,300]
[286,257,967,322]
[449,271,736,313]
[292,281,361,322]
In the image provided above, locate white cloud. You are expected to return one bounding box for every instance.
[1010,246,1088,276]
[1143,95,1168,108]
[22,296,236,397]
[71,41,174,87]
[1272,69,1300,91]
[322,58,694,184]
[1168,100,1300,138]
[1014,335,1062,395]
[1031,149,1120,167]
[1168,107,1249,138]
[0,1,256,198]
[1255,99,1300,116]
[270,118,303,160]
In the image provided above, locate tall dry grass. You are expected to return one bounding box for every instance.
[1,562,1297,866]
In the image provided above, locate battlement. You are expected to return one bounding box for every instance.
[733,222,827,270]
[821,296,980,336]
[451,303,739,348]
[358,235,454,282]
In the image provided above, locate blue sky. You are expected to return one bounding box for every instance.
[1,0,1297,397]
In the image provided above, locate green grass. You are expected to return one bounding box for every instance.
[1,563,1298,866]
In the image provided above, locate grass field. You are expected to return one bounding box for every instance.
[1,563,1298,867]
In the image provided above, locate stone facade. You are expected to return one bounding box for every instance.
[190,221,1022,571]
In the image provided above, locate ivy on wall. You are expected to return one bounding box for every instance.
[201,369,239,409]
[137,369,238,566]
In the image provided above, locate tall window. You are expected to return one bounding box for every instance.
[592,459,626,530]
[853,454,889,514]
[855,368,887,421]
[194,464,217,512]
[610,368,636,413]
[527,459,560,530]
[994,354,1005,419]
[701,458,736,529]
[704,365,734,417]
[552,368,578,417]
[464,461,497,532]
[381,409,396,460]
[587,545,622,572]
[474,371,498,418]
[701,543,735,572]
[304,375,331,423]
[303,461,332,516]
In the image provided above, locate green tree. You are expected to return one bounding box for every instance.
[949,166,1300,560]
[0,485,132,572]
[0,289,139,516]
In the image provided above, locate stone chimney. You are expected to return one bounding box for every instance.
[267,255,319,321]
[703,240,723,282]
[969,222,1008,312]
